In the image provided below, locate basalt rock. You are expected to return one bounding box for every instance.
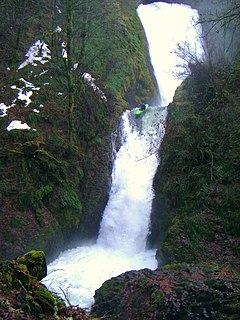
[93,263,240,320]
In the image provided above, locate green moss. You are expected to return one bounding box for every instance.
[233,241,240,254]
[61,188,82,213]
[34,285,56,314]
[184,215,210,243]
[9,216,24,228]
[158,263,185,271]
[31,226,61,255]
[0,252,81,319]
[3,231,15,243]
[216,185,240,236]
[17,250,47,281]
[161,216,203,263]
[151,290,164,310]
[0,0,158,259]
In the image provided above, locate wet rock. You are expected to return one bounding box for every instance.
[93,263,240,320]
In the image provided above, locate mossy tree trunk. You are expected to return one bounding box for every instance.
[65,0,75,146]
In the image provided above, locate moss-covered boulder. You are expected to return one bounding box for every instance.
[0,250,91,319]
[16,250,47,281]
[93,263,240,319]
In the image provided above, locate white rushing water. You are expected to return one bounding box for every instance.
[42,3,202,309]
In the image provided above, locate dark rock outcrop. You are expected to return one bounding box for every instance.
[93,263,240,319]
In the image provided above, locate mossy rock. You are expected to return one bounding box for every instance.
[33,285,56,314]
[0,251,91,319]
[17,250,47,281]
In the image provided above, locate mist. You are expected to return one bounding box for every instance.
[193,0,239,65]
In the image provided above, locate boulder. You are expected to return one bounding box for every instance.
[93,263,240,319]
[0,250,91,319]
[16,250,47,281]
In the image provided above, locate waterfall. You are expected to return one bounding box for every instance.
[42,3,202,309]
[97,108,166,254]
[42,107,166,308]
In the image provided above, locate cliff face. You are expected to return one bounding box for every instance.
[0,0,158,260]
[142,0,240,278]
[150,71,240,270]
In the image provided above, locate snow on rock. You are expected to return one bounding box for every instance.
[56,6,62,14]
[1,77,42,118]
[61,42,67,59]
[56,26,62,33]
[18,40,51,70]
[1,40,50,123]
[83,73,95,83]
[11,78,40,107]
[0,103,12,117]
[82,72,107,102]
[6,120,31,131]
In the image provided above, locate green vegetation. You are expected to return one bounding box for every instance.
[150,1,240,268]
[0,250,93,319]
[0,0,239,318]
[154,53,240,266]
[0,0,157,259]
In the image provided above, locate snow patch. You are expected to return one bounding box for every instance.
[18,40,51,70]
[56,26,62,33]
[0,103,11,117]
[61,42,67,59]
[39,70,48,76]
[56,6,62,14]
[1,39,51,124]
[82,72,107,102]
[11,78,40,107]
[6,120,31,131]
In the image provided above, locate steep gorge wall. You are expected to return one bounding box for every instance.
[148,0,240,269]
[0,0,158,260]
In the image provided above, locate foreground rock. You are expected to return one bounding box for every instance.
[0,251,90,319]
[93,263,240,320]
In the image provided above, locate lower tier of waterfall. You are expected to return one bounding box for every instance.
[42,107,167,308]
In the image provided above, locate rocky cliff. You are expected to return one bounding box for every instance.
[0,0,157,261]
